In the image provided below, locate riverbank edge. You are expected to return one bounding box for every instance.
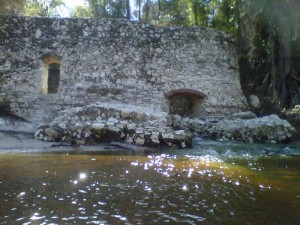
[0,128,167,154]
[0,111,298,152]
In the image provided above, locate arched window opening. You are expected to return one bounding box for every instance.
[165,88,207,117]
[40,52,62,94]
[48,63,60,94]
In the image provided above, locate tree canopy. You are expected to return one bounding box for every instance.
[0,0,64,16]
[25,0,65,17]
[0,0,27,15]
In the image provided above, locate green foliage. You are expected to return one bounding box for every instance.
[156,0,190,25]
[211,0,239,34]
[0,98,11,116]
[186,0,210,27]
[291,105,300,114]
[71,5,92,18]
[0,0,27,15]
[238,0,300,110]
[24,0,65,17]
[85,0,129,19]
[0,0,65,16]
[255,126,269,143]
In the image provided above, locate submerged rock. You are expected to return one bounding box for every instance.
[209,114,296,143]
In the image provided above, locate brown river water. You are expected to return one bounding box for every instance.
[0,139,300,225]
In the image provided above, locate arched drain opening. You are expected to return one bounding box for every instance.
[165,88,207,117]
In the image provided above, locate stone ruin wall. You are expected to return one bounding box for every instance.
[0,15,248,123]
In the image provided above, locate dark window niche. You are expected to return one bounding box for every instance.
[48,63,60,94]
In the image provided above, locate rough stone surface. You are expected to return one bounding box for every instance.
[249,95,260,108]
[227,111,257,120]
[0,118,5,126]
[171,114,212,136]
[2,16,293,147]
[0,15,248,124]
[209,114,296,143]
[34,103,192,148]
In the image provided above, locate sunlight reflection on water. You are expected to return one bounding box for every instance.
[0,150,299,224]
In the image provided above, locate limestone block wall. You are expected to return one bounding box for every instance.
[0,15,248,123]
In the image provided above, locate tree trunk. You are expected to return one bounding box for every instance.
[100,0,108,18]
[88,0,100,17]
[235,0,242,53]
[193,4,198,25]
[158,0,161,21]
[145,0,149,21]
[126,0,130,19]
[138,0,141,21]
[278,33,291,106]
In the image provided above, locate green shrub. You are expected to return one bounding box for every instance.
[292,105,300,114]
[0,98,11,115]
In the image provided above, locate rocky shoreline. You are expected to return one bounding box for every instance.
[34,103,193,149]
[0,103,297,151]
[209,114,296,143]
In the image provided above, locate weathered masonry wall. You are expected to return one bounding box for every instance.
[0,15,248,123]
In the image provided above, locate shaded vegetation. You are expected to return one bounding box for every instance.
[0,98,11,116]
[0,0,64,16]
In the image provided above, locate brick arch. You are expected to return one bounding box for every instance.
[165,88,207,99]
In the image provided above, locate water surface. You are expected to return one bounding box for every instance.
[0,140,299,225]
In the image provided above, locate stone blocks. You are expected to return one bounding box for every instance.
[0,15,248,123]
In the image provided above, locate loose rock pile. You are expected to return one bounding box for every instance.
[171,114,211,136]
[34,102,296,148]
[34,103,192,148]
[209,114,296,143]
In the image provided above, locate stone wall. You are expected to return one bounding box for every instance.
[0,15,248,124]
